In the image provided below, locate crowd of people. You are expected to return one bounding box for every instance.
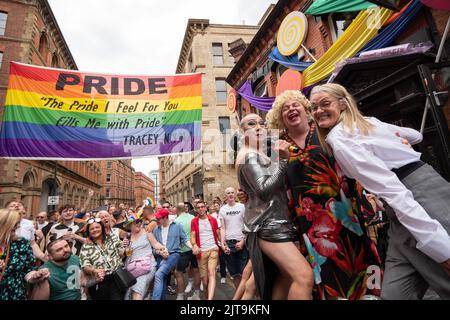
[0,194,252,300]
[1,84,449,301]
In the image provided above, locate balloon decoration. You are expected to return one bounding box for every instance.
[277,11,308,56]
[276,69,304,95]
[227,88,237,113]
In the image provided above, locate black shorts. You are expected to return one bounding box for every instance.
[176,251,198,272]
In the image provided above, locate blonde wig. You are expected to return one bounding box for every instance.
[0,209,20,245]
[266,90,312,130]
[310,83,374,155]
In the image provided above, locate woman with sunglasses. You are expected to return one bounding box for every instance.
[235,113,314,300]
[79,218,126,300]
[310,83,450,299]
[123,213,167,300]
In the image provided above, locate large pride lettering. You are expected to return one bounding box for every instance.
[0,62,202,159]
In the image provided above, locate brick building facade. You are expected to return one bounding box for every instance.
[159,19,260,205]
[0,0,103,216]
[134,172,154,207]
[100,160,135,207]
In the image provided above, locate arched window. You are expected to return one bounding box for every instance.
[22,171,35,188]
[51,53,58,68]
[39,33,48,60]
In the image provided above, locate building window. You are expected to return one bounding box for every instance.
[0,51,3,69]
[0,12,7,36]
[187,51,194,72]
[328,13,357,42]
[212,43,224,65]
[276,65,289,80]
[39,33,48,59]
[254,81,267,97]
[215,79,227,104]
[219,117,230,134]
[106,188,111,198]
[219,116,231,149]
[228,52,235,65]
[106,173,111,183]
[107,161,112,169]
[51,53,59,68]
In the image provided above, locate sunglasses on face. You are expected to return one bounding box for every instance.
[87,218,102,225]
[246,120,266,128]
[36,216,46,220]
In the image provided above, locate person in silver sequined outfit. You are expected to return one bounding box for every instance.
[235,113,313,300]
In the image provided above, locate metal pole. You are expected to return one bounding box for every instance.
[436,16,450,64]
[420,100,430,134]
[301,44,318,62]
[420,16,450,135]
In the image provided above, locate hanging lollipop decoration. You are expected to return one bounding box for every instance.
[227,88,237,113]
[277,11,309,56]
[276,69,304,95]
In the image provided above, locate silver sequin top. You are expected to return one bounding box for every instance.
[238,152,292,233]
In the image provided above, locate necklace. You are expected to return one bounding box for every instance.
[286,125,315,166]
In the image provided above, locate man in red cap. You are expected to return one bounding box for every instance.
[151,208,192,300]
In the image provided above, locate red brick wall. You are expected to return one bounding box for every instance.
[100,160,135,206]
[134,172,155,206]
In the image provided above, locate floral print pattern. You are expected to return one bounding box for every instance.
[0,238,35,300]
[284,127,382,300]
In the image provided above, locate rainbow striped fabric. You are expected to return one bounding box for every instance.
[0,62,202,159]
[145,197,154,207]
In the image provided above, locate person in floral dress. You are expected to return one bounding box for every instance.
[0,208,50,300]
[266,90,382,300]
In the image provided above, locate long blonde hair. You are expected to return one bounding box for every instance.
[0,209,21,245]
[310,83,374,155]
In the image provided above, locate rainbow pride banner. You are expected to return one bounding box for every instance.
[0,62,202,159]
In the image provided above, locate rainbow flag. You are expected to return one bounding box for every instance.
[0,62,202,159]
[145,197,154,207]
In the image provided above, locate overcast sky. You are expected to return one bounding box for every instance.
[47,0,274,177]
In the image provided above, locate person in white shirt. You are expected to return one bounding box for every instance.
[210,202,228,284]
[190,201,221,300]
[310,83,450,300]
[219,187,248,289]
[6,200,47,263]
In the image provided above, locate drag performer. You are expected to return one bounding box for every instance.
[235,113,313,300]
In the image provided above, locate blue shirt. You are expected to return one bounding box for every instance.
[153,222,186,253]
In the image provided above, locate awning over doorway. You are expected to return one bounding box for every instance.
[305,0,376,15]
